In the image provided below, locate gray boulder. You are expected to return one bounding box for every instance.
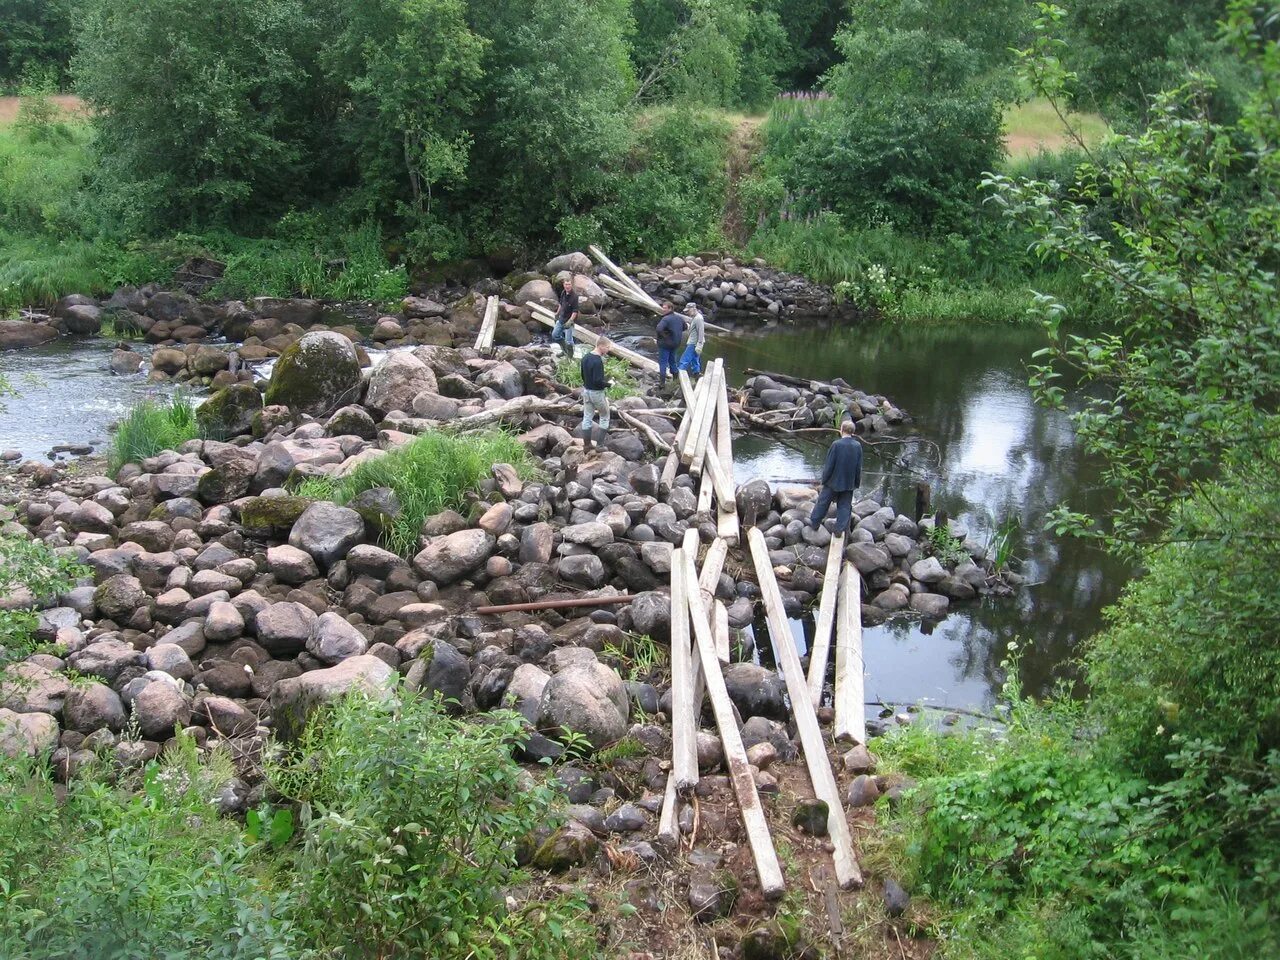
[722,663,789,721]
[289,501,365,569]
[133,681,192,740]
[263,331,363,418]
[0,708,59,758]
[307,612,369,664]
[267,544,320,584]
[910,556,948,585]
[407,640,470,712]
[365,353,438,416]
[94,575,148,622]
[735,479,773,526]
[255,602,318,656]
[537,661,629,750]
[270,655,396,739]
[412,529,494,585]
[0,662,71,715]
[63,682,127,733]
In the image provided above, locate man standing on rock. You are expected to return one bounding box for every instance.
[677,302,706,376]
[579,337,612,450]
[552,276,579,359]
[810,418,862,533]
[655,301,686,391]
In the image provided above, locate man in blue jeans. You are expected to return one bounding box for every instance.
[655,301,686,390]
[552,277,579,359]
[810,419,863,532]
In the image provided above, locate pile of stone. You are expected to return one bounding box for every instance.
[739,373,907,433]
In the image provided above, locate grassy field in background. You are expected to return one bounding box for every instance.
[1003,97,1110,159]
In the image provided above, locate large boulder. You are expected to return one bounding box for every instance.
[412,529,494,585]
[536,661,629,751]
[0,320,58,350]
[255,602,318,656]
[736,479,773,526]
[93,575,148,622]
[545,252,592,275]
[407,640,471,712]
[270,655,396,739]
[288,501,366,569]
[722,663,789,722]
[307,612,369,664]
[63,682,127,733]
[514,279,555,307]
[196,384,262,439]
[364,353,438,416]
[133,681,192,741]
[0,708,59,759]
[263,332,362,418]
[0,662,71,715]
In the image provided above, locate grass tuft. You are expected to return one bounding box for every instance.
[109,395,200,473]
[555,354,638,400]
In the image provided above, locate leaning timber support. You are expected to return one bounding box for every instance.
[806,533,846,707]
[747,527,864,889]
[833,562,866,745]
[680,547,786,899]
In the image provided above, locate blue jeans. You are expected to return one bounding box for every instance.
[810,488,853,532]
[677,342,702,375]
[658,345,679,382]
[581,388,610,431]
[552,319,575,355]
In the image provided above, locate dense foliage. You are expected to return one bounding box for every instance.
[0,535,86,667]
[0,0,74,90]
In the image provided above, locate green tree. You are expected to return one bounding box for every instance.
[0,0,75,90]
[74,0,332,232]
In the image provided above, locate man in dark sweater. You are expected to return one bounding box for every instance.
[655,301,686,390]
[553,277,579,359]
[810,419,863,532]
[579,338,612,450]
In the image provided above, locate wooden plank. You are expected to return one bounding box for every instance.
[528,302,659,374]
[747,527,863,889]
[659,448,680,498]
[714,369,735,490]
[669,546,697,793]
[717,504,740,546]
[680,547,786,899]
[713,598,730,664]
[833,562,866,745]
[689,361,722,476]
[474,295,498,351]
[702,438,736,509]
[697,463,714,514]
[657,771,679,845]
[588,245,662,312]
[806,533,846,708]
[678,370,709,461]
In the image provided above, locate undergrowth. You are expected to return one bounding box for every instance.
[294,429,535,556]
[555,354,638,400]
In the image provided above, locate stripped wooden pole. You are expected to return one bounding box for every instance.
[528,302,659,374]
[833,562,866,745]
[474,295,499,351]
[806,533,846,708]
[669,546,698,794]
[680,547,786,900]
[679,372,712,463]
[747,527,864,889]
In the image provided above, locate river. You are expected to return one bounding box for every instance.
[0,320,1127,709]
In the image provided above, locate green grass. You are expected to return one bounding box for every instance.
[299,430,536,556]
[1002,97,1110,161]
[99,312,144,340]
[554,354,638,400]
[109,395,200,473]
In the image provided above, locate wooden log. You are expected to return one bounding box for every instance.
[702,430,737,509]
[717,504,740,546]
[714,369,735,490]
[747,527,863,889]
[447,396,574,432]
[669,546,698,793]
[528,302,659,374]
[697,463,714,514]
[475,593,634,615]
[680,547,786,900]
[474,295,499,352]
[806,533,846,708]
[678,370,710,461]
[657,771,680,845]
[833,562,866,745]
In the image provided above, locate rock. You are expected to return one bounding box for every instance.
[203,600,245,642]
[561,521,613,548]
[196,384,262,439]
[883,878,911,918]
[910,556,947,584]
[532,819,599,871]
[62,303,102,335]
[745,741,777,770]
[0,320,59,350]
[848,543,892,575]
[0,662,71,714]
[519,522,553,565]
[267,544,320,585]
[625,592,671,643]
[198,696,257,738]
[94,575,148,621]
[145,643,194,682]
[196,459,255,504]
[410,392,461,420]
[0,708,60,758]
[514,278,555,306]
[846,774,881,807]
[238,495,311,535]
[402,296,446,318]
[133,681,192,740]
[255,602,319,656]
[110,348,143,375]
[603,802,649,833]
[477,502,513,536]
[537,661,629,751]
[263,331,363,418]
[288,501,365,569]
[559,555,606,588]
[909,593,950,619]
[735,479,773,526]
[63,683,127,733]
[412,529,495,585]
[791,798,829,836]
[688,871,735,922]
[546,252,592,274]
[307,612,369,664]
[722,663,789,721]
[270,654,396,740]
[740,716,794,761]
[67,639,143,684]
[410,640,471,711]
[325,405,377,440]
[365,353,438,416]
[842,743,877,774]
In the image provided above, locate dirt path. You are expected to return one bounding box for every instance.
[0,94,85,125]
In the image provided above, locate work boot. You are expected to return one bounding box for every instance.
[592,427,606,449]
[581,427,594,451]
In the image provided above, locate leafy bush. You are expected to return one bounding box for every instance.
[0,535,86,666]
[109,395,201,473]
[307,429,534,555]
[269,688,594,959]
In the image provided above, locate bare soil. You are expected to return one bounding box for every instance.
[0,94,86,125]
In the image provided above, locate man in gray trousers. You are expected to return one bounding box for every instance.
[579,337,612,450]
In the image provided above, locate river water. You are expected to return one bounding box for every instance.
[0,320,1127,709]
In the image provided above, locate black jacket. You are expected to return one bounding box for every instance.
[656,311,686,349]
[556,287,579,324]
[580,352,608,391]
[820,436,863,492]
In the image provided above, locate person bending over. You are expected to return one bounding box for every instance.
[552,276,579,359]
[677,302,706,376]
[579,337,612,450]
[655,301,686,390]
[810,419,863,532]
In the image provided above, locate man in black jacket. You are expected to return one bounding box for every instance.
[810,419,863,532]
[553,277,579,359]
[655,301,686,390]
[579,338,612,450]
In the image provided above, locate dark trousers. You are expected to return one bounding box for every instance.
[810,487,853,531]
[658,345,679,383]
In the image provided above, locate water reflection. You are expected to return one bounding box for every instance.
[714,321,1129,709]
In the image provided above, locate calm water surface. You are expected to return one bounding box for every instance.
[712,321,1129,710]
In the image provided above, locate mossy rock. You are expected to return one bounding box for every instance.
[197,383,262,439]
[263,331,363,419]
[238,496,311,535]
[531,821,599,871]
